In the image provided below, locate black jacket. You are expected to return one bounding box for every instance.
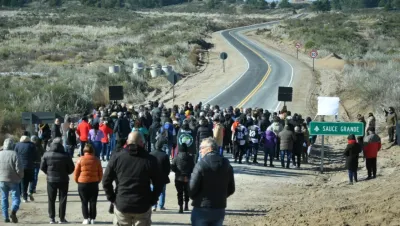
[51,124,62,139]
[150,149,171,185]
[189,152,235,209]
[344,141,361,171]
[171,152,195,182]
[149,121,162,144]
[293,132,305,155]
[223,119,233,144]
[259,118,271,132]
[40,143,74,183]
[114,117,131,140]
[66,128,77,146]
[14,142,37,170]
[177,128,196,155]
[196,126,212,149]
[102,144,162,214]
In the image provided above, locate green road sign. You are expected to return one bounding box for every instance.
[310,122,364,136]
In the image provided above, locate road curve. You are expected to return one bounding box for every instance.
[205,22,293,112]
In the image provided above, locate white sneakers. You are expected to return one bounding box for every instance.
[83,219,95,225]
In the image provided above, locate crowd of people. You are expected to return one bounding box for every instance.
[0,100,396,225]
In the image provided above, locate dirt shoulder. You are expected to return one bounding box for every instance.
[146,30,247,107]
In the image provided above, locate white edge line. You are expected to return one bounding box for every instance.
[203,21,278,105]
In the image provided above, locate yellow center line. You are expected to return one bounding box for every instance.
[231,34,273,109]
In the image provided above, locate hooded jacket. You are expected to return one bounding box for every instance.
[149,121,162,144]
[293,132,305,155]
[113,117,131,140]
[363,133,381,159]
[14,141,37,170]
[278,126,296,151]
[40,143,74,183]
[344,140,361,171]
[196,125,212,149]
[177,127,196,155]
[262,130,276,149]
[0,149,24,183]
[74,153,103,184]
[77,120,91,142]
[103,144,162,214]
[189,152,235,209]
[150,141,171,185]
[171,150,195,182]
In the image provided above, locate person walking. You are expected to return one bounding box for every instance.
[51,118,63,140]
[149,117,162,152]
[100,120,113,161]
[363,128,381,180]
[278,125,296,169]
[39,123,51,150]
[62,116,72,150]
[247,120,261,164]
[384,107,397,143]
[77,116,92,157]
[88,123,104,158]
[190,138,235,226]
[268,117,283,160]
[103,132,163,226]
[113,112,131,142]
[74,144,103,225]
[29,136,45,195]
[0,138,24,223]
[223,114,233,154]
[177,119,196,156]
[261,130,276,167]
[213,116,224,156]
[14,135,37,203]
[41,138,75,224]
[344,134,362,185]
[66,123,78,158]
[150,140,171,212]
[171,143,195,213]
[196,119,212,162]
[292,126,305,169]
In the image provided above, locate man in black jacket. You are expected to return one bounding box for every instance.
[177,120,196,155]
[51,118,62,140]
[103,132,163,226]
[195,119,212,162]
[149,117,162,152]
[40,138,74,224]
[14,136,37,203]
[190,137,235,226]
[113,112,131,141]
[150,140,171,212]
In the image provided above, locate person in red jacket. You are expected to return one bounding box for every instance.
[77,117,91,157]
[100,119,113,162]
[363,128,381,180]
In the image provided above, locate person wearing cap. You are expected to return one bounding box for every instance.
[14,135,37,203]
[344,134,362,185]
[0,138,24,223]
[363,128,381,180]
[29,136,45,195]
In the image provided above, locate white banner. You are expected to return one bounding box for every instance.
[317,97,340,116]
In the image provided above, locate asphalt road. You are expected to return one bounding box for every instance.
[205,22,293,112]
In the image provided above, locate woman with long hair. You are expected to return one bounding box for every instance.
[88,123,104,158]
[74,144,103,224]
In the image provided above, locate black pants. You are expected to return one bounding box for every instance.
[292,153,301,167]
[80,141,87,156]
[175,180,189,206]
[78,182,99,220]
[234,145,246,163]
[47,182,69,220]
[275,139,281,159]
[388,127,395,142]
[21,169,34,200]
[366,158,377,178]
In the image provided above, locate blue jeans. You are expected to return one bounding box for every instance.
[151,184,166,209]
[0,182,21,219]
[280,150,292,168]
[191,207,225,226]
[246,143,259,162]
[101,143,109,160]
[29,167,40,193]
[91,141,102,158]
[348,170,358,183]
[264,146,275,165]
[218,146,224,156]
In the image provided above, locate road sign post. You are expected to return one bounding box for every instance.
[295,43,301,59]
[220,52,228,73]
[310,50,318,71]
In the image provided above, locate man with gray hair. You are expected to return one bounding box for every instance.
[0,138,24,223]
[190,137,235,226]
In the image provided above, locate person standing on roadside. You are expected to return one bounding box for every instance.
[149,117,162,152]
[171,143,195,213]
[39,123,51,150]
[100,120,113,161]
[77,116,92,157]
[74,144,103,225]
[51,118,63,140]
[213,116,224,156]
[365,113,376,134]
[66,123,77,158]
[384,107,397,143]
[190,138,235,226]
[247,120,261,164]
[196,119,212,162]
[41,138,75,224]
[29,136,45,195]
[344,134,361,185]
[0,138,24,223]
[14,135,37,203]
[278,124,296,169]
[61,116,71,150]
[88,123,104,158]
[150,139,171,212]
[363,128,381,180]
[261,130,276,167]
[103,132,162,226]
[292,126,305,169]
[232,119,248,164]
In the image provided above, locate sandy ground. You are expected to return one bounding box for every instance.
[145,31,247,107]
